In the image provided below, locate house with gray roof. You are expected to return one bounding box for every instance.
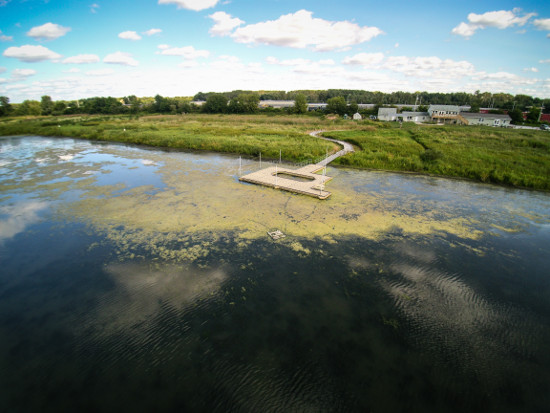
[399,111,430,123]
[377,107,397,121]
[428,105,463,124]
[461,112,512,127]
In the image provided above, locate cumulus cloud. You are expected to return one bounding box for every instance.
[104,51,139,66]
[383,56,476,78]
[156,45,210,59]
[540,59,550,64]
[342,52,385,66]
[144,28,162,36]
[158,0,219,11]
[0,67,6,74]
[533,18,550,37]
[452,9,536,38]
[119,31,142,41]
[523,67,538,72]
[229,9,383,52]
[90,3,100,13]
[209,12,244,36]
[62,54,100,64]
[3,45,62,62]
[12,68,37,79]
[27,22,71,41]
[86,68,115,76]
[0,30,13,41]
[63,68,81,73]
[266,56,335,66]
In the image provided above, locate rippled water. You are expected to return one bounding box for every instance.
[1,136,549,412]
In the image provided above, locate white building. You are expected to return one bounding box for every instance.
[428,105,462,124]
[399,111,430,123]
[377,108,397,121]
[461,112,512,127]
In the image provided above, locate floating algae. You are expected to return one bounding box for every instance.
[3,136,545,266]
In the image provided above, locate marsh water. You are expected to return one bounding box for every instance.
[1,136,549,412]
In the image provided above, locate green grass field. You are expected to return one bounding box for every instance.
[1,114,549,190]
[327,123,550,190]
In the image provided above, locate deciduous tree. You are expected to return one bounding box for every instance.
[203,94,228,113]
[294,94,307,114]
[326,96,347,116]
[41,95,53,115]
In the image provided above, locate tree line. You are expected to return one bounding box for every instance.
[1,89,549,118]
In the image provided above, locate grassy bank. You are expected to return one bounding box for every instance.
[328,123,550,190]
[0,114,344,163]
[1,114,549,190]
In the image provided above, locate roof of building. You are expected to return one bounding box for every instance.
[428,104,461,112]
[461,112,511,120]
[378,108,397,115]
[401,111,429,116]
[258,100,295,107]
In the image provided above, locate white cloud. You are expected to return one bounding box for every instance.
[27,22,71,41]
[451,22,476,37]
[452,9,536,38]
[179,60,199,68]
[343,52,385,66]
[90,3,100,13]
[3,45,62,62]
[266,56,336,67]
[144,28,162,36]
[523,67,538,73]
[12,68,37,79]
[0,30,13,41]
[230,10,383,52]
[119,31,142,41]
[158,0,219,11]
[157,45,210,59]
[0,67,5,74]
[383,55,476,78]
[266,57,310,66]
[157,44,170,50]
[104,51,139,66]
[62,54,100,64]
[209,12,244,36]
[533,18,550,31]
[63,68,81,73]
[540,59,550,64]
[0,78,6,84]
[86,68,115,76]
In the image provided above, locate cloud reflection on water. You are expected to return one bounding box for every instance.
[0,201,48,242]
[91,263,228,334]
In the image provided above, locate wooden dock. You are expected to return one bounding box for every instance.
[239,131,353,199]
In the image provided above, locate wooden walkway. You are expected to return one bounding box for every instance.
[239,131,353,199]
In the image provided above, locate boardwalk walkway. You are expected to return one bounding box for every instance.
[239,130,353,199]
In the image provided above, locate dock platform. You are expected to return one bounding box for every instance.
[239,164,332,199]
[238,130,354,200]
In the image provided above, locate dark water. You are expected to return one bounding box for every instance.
[1,136,549,412]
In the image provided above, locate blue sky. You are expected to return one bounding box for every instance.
[0,0,549,102]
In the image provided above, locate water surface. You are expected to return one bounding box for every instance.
[1,136,549,412]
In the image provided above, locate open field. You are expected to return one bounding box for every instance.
[1,114,549,190]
